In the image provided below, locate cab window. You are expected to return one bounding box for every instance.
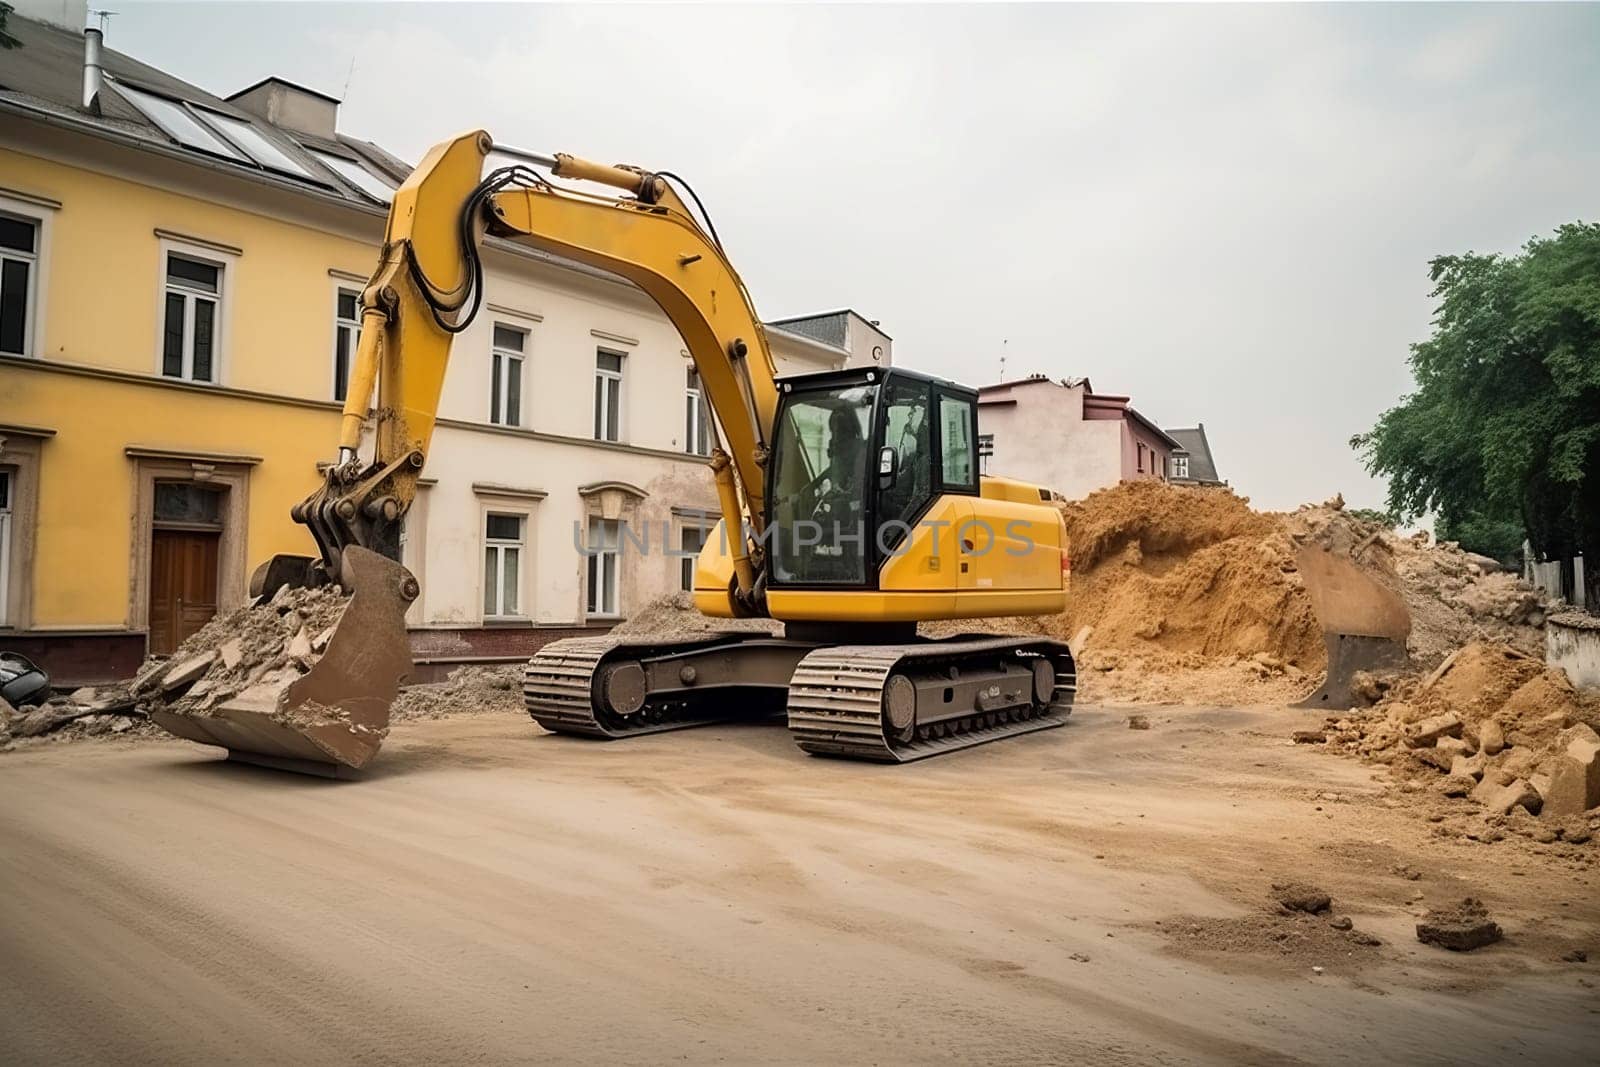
[877,378,933,549]
[938,393,978,491]
[769,384,874,584]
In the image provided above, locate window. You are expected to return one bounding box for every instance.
[978,433,995,476]
[1137,442,1145,473]
[0,470,10,626]
[587,517,620,615]
[878,378,933,549]
[202,112,316,179]
[594,349,624,442]
[153,482,223,526]
[310,150,398,204]
[679,524,707,592]
[1174,455,1190,479]
[491,324,525,426]
[684,366,710,455]
[769,384,875,585]
[333,287,361,401]
[483,513,524,618]
[0,212,39,357]
[116,83,245,161]
[938,394,977,490]
[162,252,223,382]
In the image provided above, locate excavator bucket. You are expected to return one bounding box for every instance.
[149,547,415,776]
[1292,543,1412,710]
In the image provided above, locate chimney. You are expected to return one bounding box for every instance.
[82,8,109,114]
[226,78,340,139]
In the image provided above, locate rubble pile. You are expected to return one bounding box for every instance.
[1304,641,1600,847]
[129,584,353,729]
[391,663,526,721]
[0,683,157,750]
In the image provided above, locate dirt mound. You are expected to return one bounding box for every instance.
[1049,483,1324,677]
[610,593,783,638]
[1034,483,1557,706]
[392,664,526,721]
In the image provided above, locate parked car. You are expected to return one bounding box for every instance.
[0,653,51,708]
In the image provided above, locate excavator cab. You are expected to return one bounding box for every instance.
[766,367,977,589]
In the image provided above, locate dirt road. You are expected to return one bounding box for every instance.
[2,704,1596,1064]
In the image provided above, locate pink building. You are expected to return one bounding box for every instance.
[976,375,1177,499]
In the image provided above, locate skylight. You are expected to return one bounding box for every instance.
[203,111,317,180]
[116,83,244,161]
[311,150,398,204]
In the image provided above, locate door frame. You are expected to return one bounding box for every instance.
[126,449,255,633]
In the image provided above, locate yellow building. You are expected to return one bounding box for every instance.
[1,7,885,686]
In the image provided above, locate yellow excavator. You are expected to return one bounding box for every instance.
[151,131,1075,773]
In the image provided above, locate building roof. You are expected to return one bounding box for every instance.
[976,374,1179,448]
[0,13,407,205]
[766,308,893,343]
[1164,425,1222,482]
[0,11,852,360]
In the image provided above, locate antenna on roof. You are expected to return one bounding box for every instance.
[342,52,357,101]
[998,339,1007,382]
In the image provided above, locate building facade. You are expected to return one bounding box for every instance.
[975,375,1177,499]
[0,8,878,684]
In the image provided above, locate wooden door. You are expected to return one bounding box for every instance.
[149,529,220,654]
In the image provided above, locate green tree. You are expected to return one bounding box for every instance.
[1353,223,1600,592]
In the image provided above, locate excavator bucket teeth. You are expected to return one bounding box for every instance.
[149,546,415,775]
[1292,543,1411,710]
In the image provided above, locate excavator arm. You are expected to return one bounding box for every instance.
[290,130,776,608]
[153,131,790,774]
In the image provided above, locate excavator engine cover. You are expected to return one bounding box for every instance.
[149,546,415,776]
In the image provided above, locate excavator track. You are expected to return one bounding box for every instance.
[523,633,796,738]
[787,636,1075,762]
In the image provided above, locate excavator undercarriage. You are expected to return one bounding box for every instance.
[524,630,1076,760]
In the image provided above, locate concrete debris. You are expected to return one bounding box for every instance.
[1416,899,1503,952]
[1536,724,1600,819]
[1407,712,1462,747]
[1320,638,1600,842]
[162,652,216,693]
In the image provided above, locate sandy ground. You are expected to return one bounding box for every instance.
[2,705,1597,1065]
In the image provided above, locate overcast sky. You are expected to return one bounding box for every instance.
[105,2,1600,513]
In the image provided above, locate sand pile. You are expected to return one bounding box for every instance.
[1038,482,1323,704]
